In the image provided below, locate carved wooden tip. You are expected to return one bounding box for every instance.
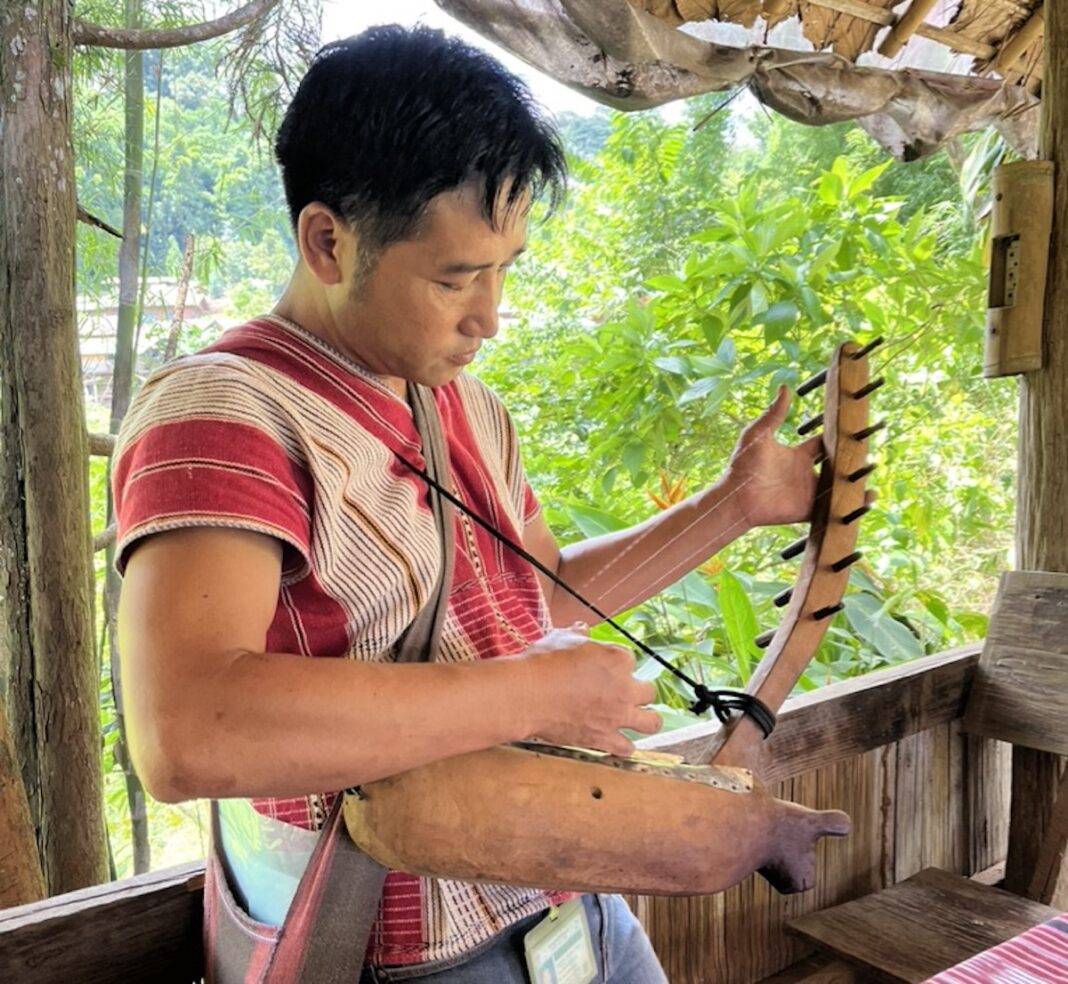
[847,463,877,483]
[852,377,885,400]
[830,550,863,573]
[773,587,793,608]
[797,412,823,436]
[780,535,808,561]
[796,369,827,397]
[852,420,887,441]
[755,629,775,649]
[851,336,884,359]
[812,603,844,621]
[841,503,872,525]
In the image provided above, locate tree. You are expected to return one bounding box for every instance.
[0,0,298,896]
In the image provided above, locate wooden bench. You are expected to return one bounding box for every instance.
[787,571,1068,982]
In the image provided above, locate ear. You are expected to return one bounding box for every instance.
[296,202,349,286]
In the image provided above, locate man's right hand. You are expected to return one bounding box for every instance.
[516,624,662,758]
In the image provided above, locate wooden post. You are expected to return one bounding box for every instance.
[1010,0,1068,901]
[0,1,108,892]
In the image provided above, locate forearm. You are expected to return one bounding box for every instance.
[549,474,751,625]
[131,649,535,802]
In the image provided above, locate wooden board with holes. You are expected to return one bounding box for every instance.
[962,570,1068,755]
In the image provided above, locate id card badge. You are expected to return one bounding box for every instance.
[523,898,598,984]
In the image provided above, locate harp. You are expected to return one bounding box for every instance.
[343,339,882,896]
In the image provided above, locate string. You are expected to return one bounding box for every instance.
[393,450,777,737]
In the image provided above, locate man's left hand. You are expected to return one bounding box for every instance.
[727,385,822,528]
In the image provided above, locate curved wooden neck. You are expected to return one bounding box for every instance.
[639,340,877,773]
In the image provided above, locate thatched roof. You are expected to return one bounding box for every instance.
[435,0,1043,160]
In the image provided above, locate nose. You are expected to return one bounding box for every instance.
[459,277,500,340]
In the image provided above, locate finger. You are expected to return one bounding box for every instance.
[630,680,657,705]
[627,709,663,735]
[752,384,790,435]
[799,433,823,461]
[607,734,635,758]
[570,620,590,634]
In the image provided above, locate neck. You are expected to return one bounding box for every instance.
[270,268,407,397]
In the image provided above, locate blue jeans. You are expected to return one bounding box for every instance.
[359,893,667,983]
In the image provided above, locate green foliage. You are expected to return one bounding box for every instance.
[483,105,1011,717]
[74,55,1012,863]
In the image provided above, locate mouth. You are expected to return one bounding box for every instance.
[448,348,479,366]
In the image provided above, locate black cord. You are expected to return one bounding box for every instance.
[395,451,776,739]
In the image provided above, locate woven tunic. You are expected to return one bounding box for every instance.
[112,313,576,966]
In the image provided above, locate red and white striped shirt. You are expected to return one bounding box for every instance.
[112,313,576,965]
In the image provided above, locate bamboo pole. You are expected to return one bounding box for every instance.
[877,0,940,59]
[994,8,1045,75]
[801,0,997,59]
[1010,0,1067,902]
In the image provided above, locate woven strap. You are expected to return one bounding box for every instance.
[208,383,455,984]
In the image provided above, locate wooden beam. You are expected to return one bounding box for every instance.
[800,0,997,59]
[1027,765,1068,903]
[877,0,939,60]
[0,862,204,983]
[637,643,981,780]
[994,8,1045,76]
[1009,0,1068,900]
[87,431,116,457]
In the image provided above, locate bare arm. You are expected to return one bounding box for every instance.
[119,527,659,803]
[525,475,750,627]
[525,388,822,627]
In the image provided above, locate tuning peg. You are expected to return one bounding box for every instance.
[812,603,844,621]
[773,587,793,608]
[847,463,877,483]
[851,336,884,359]
[841,503,872,525]
[852,377,885,400]
[797,369,827,398]
[830,550,863,573]
[780,535,808,561]
[797,413,823,436]
[852,420,887,441]
[755,629,775,649]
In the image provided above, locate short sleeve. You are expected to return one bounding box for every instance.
[111,357,313,581]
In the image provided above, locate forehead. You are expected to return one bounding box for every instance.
[415,181,529,254]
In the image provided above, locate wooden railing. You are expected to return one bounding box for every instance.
[0,643,1007,984]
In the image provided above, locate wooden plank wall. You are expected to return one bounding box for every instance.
[627,659,1011,982]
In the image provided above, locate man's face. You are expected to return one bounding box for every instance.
[332,182,528,391]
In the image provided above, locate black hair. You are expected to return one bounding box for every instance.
[274,24,567,272]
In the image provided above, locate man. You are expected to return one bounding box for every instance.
[114,24,820,982]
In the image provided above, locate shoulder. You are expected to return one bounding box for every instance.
[118,351,302,457]
[450,372,516,436]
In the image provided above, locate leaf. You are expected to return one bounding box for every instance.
[678,376,727,407]
[653,355,689,375]
[843,592,924,663]
[565,503,628,538]
[645,274,687,292]
[717,570,760,682]
[622,441,645,478]
[753,300,798,328]
[851,160,891,196]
